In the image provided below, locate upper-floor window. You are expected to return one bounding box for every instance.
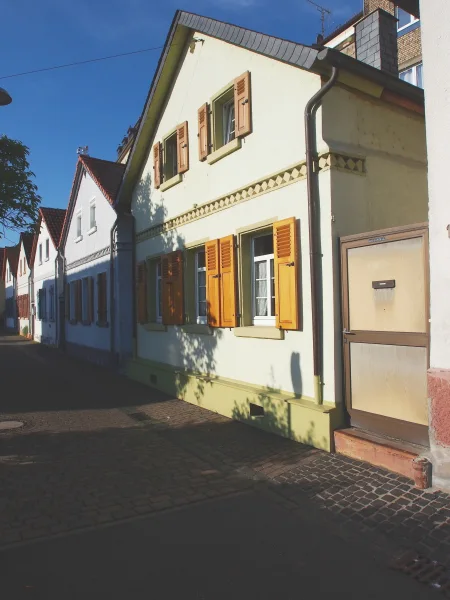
[76,211,82,239]
[38,243,42,265]
[164,132,178,181]
[45,239,49,261]
[89,202,96,230]
[396,7,419,32]
[400,63,423,88]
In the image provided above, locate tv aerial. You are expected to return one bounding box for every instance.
[307,0,332,38]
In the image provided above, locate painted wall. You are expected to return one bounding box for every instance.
[33,218,58,345]
[17,241,31,336]
[421,0,450,370]
[4,259,16,331]
[64,169,116,354]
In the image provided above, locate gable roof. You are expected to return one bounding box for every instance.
[30,207,67,266]
[3,244,20,279]
[59,155,125,250]
[20,232,35,266]
[115,9,425,207]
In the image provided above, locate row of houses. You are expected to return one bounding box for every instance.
[0,1,440,486]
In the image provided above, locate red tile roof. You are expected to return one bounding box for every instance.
[4,244,20,278]
[41,207,66,248]
[20,232,35,265]
[79,156,126,206]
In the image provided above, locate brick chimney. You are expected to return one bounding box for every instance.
[355,9,398,76]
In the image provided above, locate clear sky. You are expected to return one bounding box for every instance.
[0,0,360,246]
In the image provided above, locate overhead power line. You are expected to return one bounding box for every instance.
[0,44,166,81]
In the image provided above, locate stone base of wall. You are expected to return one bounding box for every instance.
[428,369,450,491]
[66,341,118,370]
[126,357,344,452]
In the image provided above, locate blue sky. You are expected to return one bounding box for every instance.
[0,0,360,246]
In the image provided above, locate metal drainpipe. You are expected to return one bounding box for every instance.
[304,66,339,405]
[131,215,137,350]
[54,254,58,346]
[28,272,32,338]
[110,217,119,367]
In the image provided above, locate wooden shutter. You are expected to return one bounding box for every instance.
[177,121,189,174]
[273,217,299,330]
[219,235,237,328]
[153,142,162,189]
[205,240,221,327]
[136,262,148,324]
[76,280,82,323]
[97,273,107,324]
[65,283,70,320]
[88,277,94,324]
[161,251,184,325]
[198,103,210,161]
[234,71,252,138]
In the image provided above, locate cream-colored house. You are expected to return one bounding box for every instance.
[117,10,428,453]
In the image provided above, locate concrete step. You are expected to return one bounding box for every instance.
[334,428,431,488]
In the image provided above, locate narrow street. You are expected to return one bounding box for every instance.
[0,334,447,599]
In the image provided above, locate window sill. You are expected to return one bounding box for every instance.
[234,326,285,340]
[142,322,167,332]
[75,235,83,243]
[160,173,182,192]
[88,226,97,236]
[45,258,49,262]
[181,324,213,335]
[96,321,109,328]
[207,138,241,165]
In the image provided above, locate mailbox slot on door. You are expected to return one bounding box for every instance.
[372,279,395,290]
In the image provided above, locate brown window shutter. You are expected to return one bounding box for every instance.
[161,252,184,325]
[136,262,148,324]
[153,142,162,189]
[161,255,171,325]
[234,71,252,138]
[76,280,82,322]
[88,277,94,324]
[205,240,221,327]
[65,283,70,319]
[198,103,210,161]
[219,235,237,328]
[177,121,189,174]
[273,217,299,330]
[97,273,107,324]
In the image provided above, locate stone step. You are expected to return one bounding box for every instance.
[334,428,431,488]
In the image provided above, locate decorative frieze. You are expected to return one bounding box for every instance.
[66,245,110,271]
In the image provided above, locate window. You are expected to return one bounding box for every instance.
[49,286,55,321]
[154,122,189,190]
[37,288,46,321]
[396,7,419,32]
[212,87,235,150]
[164,132,178,181]
[400,63,423,88]
[156,261,163,323]
[39,243,42,265]
[195,249,207,325]
[252,233,275,326]
[76,212,82,238]
[45,239,49,261]
[90,202,96,230]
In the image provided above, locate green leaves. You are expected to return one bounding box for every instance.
[0,134,41,236]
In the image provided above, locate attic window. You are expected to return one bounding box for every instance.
[45,239,49,261]
[163,132,178,181]
[76,212,82,240]
[39,243,42,265]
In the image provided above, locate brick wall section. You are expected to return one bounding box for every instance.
[355,9,398,76]
[340,40,356,58]
[398,26,422,67]
[364,0,394,15]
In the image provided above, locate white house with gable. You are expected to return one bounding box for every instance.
[31,207,66,345]
[3,245,19,332]
[16,233,34,338]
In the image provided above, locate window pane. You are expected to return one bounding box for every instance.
[256,279,267,298]
[255,259,267,280]
[165,134,178,180]
[271,259,275,317]
[397,8,412,28]
[157,261,161,277]
[90,205,96,228]
[400,68,413,84]
[223,100,236,145]
[256,298,268,317]
[416,63,423,88]
[197,250,205,269]
[198,301,207,317]
[198,270,206,287]
[254,234,273,257]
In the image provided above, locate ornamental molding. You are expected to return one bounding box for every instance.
[66,245,110,272]
[136,151,366,244]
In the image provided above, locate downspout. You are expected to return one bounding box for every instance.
[305,66,339,405]
[54,253,58,346]
[28,271,32,339]
[110,217,119,367]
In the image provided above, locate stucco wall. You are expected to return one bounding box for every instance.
[421,0,450,370]
[64,169,116,351]
[5,261,16,330]
[17,241,31,335]
[33,218,58,345]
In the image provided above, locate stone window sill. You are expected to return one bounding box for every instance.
[181,324,213,335]
[207,138,241,165]
[88,225,97,236]
[143,322,167,332]
[45,257,49,262]
[160,173,182,192]
[75,235,83,243]
[234,326,285,340]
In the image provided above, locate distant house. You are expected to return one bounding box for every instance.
[16,232,35,338]
[30,207,66,346]
[59,154,133,368]
[0,248,5,327]
[3,244,19,332]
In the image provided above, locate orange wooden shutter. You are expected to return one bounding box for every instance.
[153,142,162,189]
[177,121,189,174]
[198,103,210,161]
[161,252,184,325]
[136,262,148,324]
[273,217,299,330]
[205,240,221,327]
[161,255,171,325]
[234,71,252,138]
[219,235,237,328]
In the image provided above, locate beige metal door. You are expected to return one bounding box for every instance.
[341,223,429,446]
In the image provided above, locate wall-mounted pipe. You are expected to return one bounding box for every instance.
[109,217,119,367]
[305,66,339,405]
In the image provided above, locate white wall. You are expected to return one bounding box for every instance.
[33,218,58,345]
[421,0,450,369]
[17,241,31,335]
[5,258,16,330]
[64,168,116,351]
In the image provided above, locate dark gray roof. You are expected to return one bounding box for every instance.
[177,11,318,69]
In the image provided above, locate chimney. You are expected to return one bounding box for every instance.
[355,9,398,77]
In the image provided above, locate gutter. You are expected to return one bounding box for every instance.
[304,66,339,405]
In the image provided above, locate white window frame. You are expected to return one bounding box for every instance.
[195,249,207,325]
[89,199,97,233]
[252,233,275,327]
[156,261,163,324]
[222,98,236,146]
[396,7,419,32]
[399,63,423,88]
[69,281,77,321]
[76,211,82,240]
[45,238,49,261]
[82,277,89,322]
[38,243,42,265]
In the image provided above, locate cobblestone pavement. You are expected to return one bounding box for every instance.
[2,334,450,573]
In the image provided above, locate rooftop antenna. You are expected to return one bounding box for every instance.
[307,0,331,38]
[77,145,89,156]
